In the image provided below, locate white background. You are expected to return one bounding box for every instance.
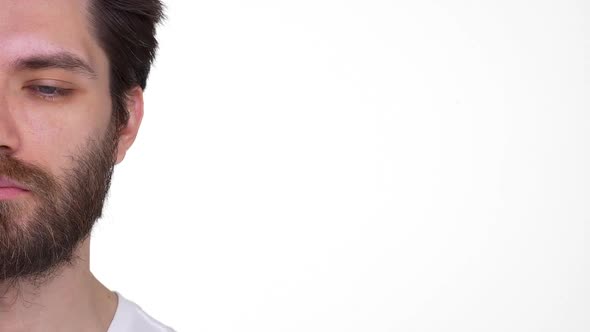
[91,0,589,331]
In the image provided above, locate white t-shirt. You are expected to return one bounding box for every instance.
[107,292,175,332]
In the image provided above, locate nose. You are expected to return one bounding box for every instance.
[0,95,21,157]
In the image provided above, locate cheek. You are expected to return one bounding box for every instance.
[17,97,112,175]
[23,127,82,177]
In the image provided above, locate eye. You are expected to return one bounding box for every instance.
[26,85,73,101]
[36,86,60,95]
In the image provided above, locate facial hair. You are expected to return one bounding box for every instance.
[0,123,117,285]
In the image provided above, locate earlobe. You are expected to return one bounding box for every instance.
[115,87,144,165]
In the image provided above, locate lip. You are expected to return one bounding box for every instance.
[0,177,30,200]
[0,177,28,191]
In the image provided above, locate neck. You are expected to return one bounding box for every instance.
[0,238,117,332]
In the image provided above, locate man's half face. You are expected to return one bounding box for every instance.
[0,0,118,282]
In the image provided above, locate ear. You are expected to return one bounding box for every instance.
[115,86,144,165]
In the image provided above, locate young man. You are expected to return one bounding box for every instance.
[0,0,171,331]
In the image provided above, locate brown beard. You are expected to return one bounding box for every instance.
[0,123,118,285]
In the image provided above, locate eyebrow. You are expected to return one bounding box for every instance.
[11,52,97,79]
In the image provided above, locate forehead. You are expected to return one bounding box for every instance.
[0,0,104,72]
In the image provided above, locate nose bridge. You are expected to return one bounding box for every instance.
[0,81,21,155]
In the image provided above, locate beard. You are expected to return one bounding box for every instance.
[0,122,118,285]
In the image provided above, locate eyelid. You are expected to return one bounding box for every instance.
[25,79,75,89]
[30,85,72,95]
[23,80,76,101]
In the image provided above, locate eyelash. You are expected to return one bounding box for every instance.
[27,85,73,101]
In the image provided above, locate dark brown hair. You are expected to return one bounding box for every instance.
[88,0,165,132]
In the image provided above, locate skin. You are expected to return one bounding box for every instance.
[0,0,143,331]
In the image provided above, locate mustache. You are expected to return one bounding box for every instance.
[0,155,57,195]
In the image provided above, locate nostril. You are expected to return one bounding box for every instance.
[0,145,13,156]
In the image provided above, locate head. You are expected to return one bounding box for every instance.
[0,0,164,283]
